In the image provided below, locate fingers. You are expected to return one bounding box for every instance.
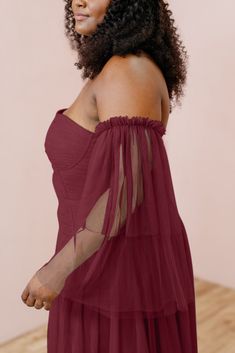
[25,296,51,310]
[34,299,44,310]
[21,286,29,303]
[24,293,52,310]
[43,301,52,311]
[26,293,36,307]
[21,273,59,311]
[21,285,53,311]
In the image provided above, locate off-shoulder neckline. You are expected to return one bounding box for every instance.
[56,108,166,136]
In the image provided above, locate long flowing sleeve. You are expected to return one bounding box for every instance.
[36,116,196,319]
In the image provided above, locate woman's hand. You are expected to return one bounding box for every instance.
[21,272,60,311]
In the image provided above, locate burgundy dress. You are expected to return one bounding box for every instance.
[41,108,198,353]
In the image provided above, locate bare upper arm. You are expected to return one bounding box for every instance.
[95,55,163,123]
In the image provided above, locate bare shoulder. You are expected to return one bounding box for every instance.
[93,54,169,124]
[96,54,165,91]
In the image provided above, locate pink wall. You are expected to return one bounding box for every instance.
[0,0,234,343]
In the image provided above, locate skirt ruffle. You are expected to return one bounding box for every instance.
[47,295,198,353]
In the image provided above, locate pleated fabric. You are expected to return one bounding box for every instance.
[48,296,197,353]
[42,108,198,353]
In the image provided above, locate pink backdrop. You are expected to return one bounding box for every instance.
[0,0,234,343]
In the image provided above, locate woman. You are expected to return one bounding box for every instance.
[21,1,198,352]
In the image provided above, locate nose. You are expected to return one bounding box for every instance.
[76,0,87,6]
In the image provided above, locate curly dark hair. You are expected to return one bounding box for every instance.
[63,0,189,113]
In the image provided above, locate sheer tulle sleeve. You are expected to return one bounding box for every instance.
[36,116,196,319]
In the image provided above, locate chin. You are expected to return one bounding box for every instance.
[75,23,98,36]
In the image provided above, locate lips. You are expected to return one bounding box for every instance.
[74,13,89,17]
[75,15,89,21]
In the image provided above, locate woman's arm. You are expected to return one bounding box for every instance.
[21,55,164,310]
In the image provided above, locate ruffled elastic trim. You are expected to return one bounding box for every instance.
[95,116,166,136]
